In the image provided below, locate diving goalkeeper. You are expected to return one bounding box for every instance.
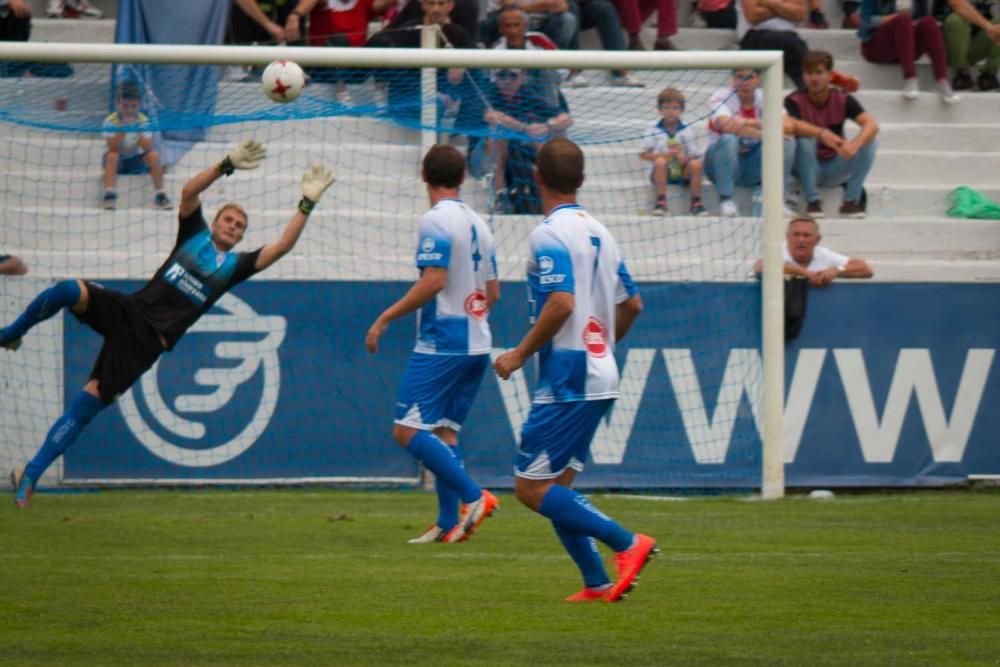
[2,141,335,508]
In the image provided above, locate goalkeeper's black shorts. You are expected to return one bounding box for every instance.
[74,281,164,405]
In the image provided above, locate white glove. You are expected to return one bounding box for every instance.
[218,140,266,175]
[298,165,335,214]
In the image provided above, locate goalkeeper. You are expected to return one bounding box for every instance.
[2,141,335,508]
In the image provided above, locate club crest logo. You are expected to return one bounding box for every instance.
[538,256,554,274]
[464,290,488,320]
[421,237,436,253]
[582,316,608,357]
[117,293,286,467]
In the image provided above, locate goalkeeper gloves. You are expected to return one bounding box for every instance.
[217,140,267,176]
[298,165,335,215]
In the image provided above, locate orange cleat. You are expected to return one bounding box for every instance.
[565,587,610,602]
[831,70,860,93]
[446,490,499,543]
[606,534,658,602]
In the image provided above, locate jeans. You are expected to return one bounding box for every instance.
[704,134,795,200]
[568,0,627,51]
[794,137,877,204]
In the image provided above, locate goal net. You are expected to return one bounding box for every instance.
[0,41,785,495]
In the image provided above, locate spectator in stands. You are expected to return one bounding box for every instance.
[697,0,736,28]
[737,0,810,89]
[567,0,644,86]
[229,0,314,45]
[940,0,1000,91]
[44,0,102,18]
[102,81,171,212]
[786,50,879,218]
[704,69,796,217]
[0,0,31,78]
[391,0,480,38]
[367,0,479,119]
[0,255,28,276]
[492,5,564,107]
[297,0,393,104]
[858,0,960,102]
[616,0,679,50]
[639,87,707,216]
[755,216,874,285]
[484,67,573,213]
[481,0,576,49]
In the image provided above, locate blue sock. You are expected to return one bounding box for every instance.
[435,444,463,530]
[406,431,481,505]
[1,280,81,344]
[24,391,104,482]
[554,523,611,589]
[538,485,634,553]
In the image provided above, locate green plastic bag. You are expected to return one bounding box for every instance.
[946,186,1000,220]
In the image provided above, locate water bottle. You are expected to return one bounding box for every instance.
[751,187,763,217]
[879,186,892,220]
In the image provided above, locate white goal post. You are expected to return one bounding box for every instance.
[0,41,785,498]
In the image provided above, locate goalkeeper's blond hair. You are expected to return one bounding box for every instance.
[213,203,248,227]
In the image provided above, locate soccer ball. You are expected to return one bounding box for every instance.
[261,60,305,104]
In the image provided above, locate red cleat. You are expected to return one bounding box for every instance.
[446,490,499,543]
[565,587,610,602]
[606,534,658,602]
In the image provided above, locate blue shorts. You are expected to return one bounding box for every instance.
[515,399,614,480]
[394,352,489,432]
[104,151,148,175]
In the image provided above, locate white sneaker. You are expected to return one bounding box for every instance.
[407,525,459,544]
[902,78,919,100]
[719,199,739,217]
[45,0,64,17]
[609,73,646,88]
[935,80,960,104]
[66,0,104,18]
[564,71,591,88]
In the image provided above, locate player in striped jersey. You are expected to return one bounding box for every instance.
[494,138,656,602]
[366,144,500,544]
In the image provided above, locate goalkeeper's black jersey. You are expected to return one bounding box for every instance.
[130,206,261,349]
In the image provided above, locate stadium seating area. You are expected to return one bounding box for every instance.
[5,4,1000,283]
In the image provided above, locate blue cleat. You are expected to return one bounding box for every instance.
[11,467,35,509]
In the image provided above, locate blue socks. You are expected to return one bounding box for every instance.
[406,431,481,505]
[435,444,463,530]
[554,524,611,589]
[538,484,634,553]
[24,391,104,482]
[0,280,81,345]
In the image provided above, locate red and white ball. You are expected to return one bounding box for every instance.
[261,60,305,104]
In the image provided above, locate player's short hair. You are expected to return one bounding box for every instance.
[214,203,249,227]
[117,81,142,101]
[536,137,584,194]
[802,50,834,73]
[657,87,685,110]
[422,144,466,189]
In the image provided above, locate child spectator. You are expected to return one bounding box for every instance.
[639,87,707,216]
[102,82,171,211]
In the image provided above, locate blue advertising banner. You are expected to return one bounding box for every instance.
[63,281,1000,488]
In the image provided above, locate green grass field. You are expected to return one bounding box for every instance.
[2,488,999,666]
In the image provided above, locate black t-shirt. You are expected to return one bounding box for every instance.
[384,20,476,48]
[387,0,481,41]
[129,206,262,349]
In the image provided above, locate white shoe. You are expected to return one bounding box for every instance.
[609,73,645,88]
[66,0,104,18]
[901,78,919,100]
[936,80,960,104]
[564,71,591,88]
[783,201,799,218]
[407,525,458,544]
[222,65,250,82]
[719,199,739,217]
[45,0,64,17]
